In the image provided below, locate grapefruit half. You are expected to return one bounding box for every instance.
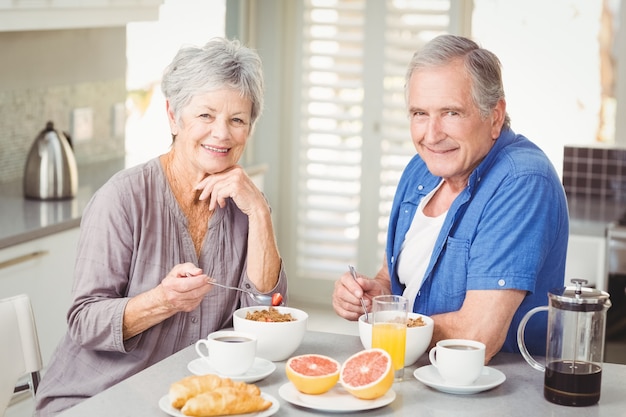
[339,348,394,400]
[285,354,340,394]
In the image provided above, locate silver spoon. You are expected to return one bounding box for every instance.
[348,265,368,322]
[208,280,276,306]
[185,273,279,306]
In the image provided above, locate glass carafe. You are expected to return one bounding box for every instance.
[517,279,611,407]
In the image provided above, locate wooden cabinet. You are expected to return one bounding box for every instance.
[0,228,79,366]
[565,234,606,291]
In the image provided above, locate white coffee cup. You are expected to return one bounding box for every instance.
[195,330,257,376]
[428,339,485,385]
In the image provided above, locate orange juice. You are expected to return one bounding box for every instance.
[372,322,406,372]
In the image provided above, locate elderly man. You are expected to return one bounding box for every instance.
[332,34,568,363]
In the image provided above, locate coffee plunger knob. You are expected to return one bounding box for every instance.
[571,278,588,295]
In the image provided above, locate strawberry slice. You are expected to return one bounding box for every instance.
[271,293,283,306]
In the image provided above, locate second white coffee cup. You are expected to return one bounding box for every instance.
[429,339,485,385]
[195,330,257,376]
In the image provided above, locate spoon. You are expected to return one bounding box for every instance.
[208,280,277,306]
[185,273,279,306]
[348,264,368,322]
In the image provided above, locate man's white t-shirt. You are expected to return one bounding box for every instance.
[397,181,447,311]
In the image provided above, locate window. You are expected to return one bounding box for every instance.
[286,0,467,303]
[472,0,622,175]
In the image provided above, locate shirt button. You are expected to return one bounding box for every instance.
[417,185,424,190]
[191,316,198,323]
[498,279,506,287]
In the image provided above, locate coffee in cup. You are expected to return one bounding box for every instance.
[429,339,485,385]
[195,330,257,376]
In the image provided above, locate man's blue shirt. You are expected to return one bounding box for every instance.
[385,128,569,355]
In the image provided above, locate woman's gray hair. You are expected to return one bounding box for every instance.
[405,34,510,130]
[161,37,264,131]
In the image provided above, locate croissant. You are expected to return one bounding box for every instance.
[181,386,272,416]
[169,374,260,408]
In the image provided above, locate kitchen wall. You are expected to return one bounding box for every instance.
[563,145,626,203]
[0,27,127,184]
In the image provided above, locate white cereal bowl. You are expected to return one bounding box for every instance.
[233,306,308,362]
[358,312,434,367]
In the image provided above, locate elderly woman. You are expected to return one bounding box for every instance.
[35,38,286,416]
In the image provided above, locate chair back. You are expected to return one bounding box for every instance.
[0,294,43,416]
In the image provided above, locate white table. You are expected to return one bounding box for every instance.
[58,331,626,417]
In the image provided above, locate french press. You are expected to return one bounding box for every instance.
[517,279,611,407]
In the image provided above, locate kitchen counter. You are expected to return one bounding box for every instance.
[0,158,125,249]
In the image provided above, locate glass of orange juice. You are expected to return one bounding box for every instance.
[372,295,408,381]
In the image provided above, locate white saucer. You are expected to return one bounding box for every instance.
[413,365,506,395]
[187,357,276,383]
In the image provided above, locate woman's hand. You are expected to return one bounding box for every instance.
[194,165,280,293]
[194,165,268,217]
[158,263,213,313]
[122,263,212,339]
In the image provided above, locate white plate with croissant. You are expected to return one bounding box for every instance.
[158,392,279,417]
[162,374,279,417]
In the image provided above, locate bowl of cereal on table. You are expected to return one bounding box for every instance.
[358,311,434,367]
[233,306,308,361]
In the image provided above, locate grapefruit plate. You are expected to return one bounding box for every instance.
[278,382,396,412]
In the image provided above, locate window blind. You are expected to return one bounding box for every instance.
[295,0,455,283]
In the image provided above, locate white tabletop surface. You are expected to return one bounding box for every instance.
[55,330,626,417]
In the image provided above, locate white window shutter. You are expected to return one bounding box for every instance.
[293,0,461,294]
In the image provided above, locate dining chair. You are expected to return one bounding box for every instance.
[0,294,43,417]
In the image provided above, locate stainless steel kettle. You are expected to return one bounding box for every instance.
[23,121,78,200]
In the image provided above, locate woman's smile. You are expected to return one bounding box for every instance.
[201,144,229,154]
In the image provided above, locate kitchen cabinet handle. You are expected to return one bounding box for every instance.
[0,250,49,270]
